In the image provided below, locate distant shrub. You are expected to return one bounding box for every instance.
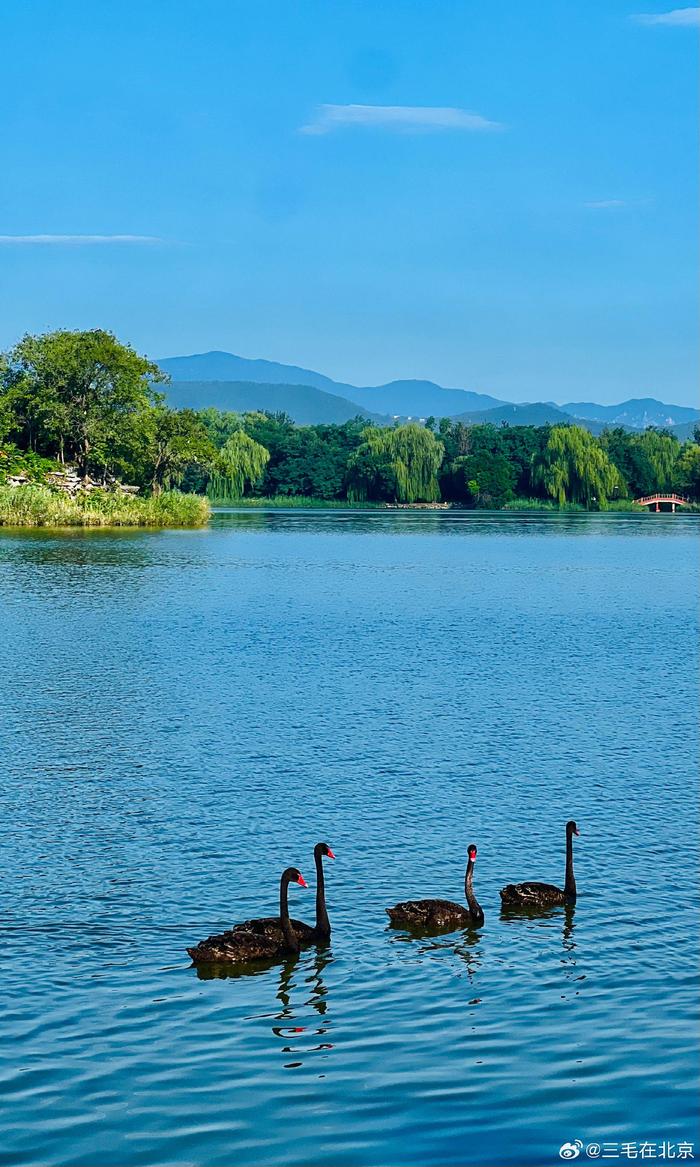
[0,445,58,484]
[0,486,210,528]
[209,495,385,509]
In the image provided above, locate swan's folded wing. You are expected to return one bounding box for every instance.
[499,881,565,907]
[226,915,317,945]
[186,926,281,964]
[387,898,472,929]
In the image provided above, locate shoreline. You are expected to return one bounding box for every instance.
[2,488,697,530]
[0,485,211,529]
[211,497,699,514]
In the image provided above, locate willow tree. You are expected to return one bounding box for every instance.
[533,425,624,507]
[674,441,700,501]
[629,429,679,493]
[209,430,270,500]
[347,422,444,502]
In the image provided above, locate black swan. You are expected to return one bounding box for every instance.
[386,843,484,931]
[186,867,307,965]
[499,820,580,909]
[236,841,336,946]
[306,841,335,943]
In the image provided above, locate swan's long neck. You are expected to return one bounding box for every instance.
[564,831,576,900]
[314,849,331,940]
[465,859,484,924]
[280,874,299,953]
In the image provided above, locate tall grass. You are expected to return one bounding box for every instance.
[503,497,649,512]
[502,498,587,511]
[209,495,387,509]
[0,486,210,528]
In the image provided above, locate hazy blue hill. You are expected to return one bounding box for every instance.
[158,351,697,431]
[669,419,700,441]
[563,398,700,429]
[341,380,504,417]
[157,352,504,418]
[165,380,385,425]
[453,402,590,428]
[158,351,355,395]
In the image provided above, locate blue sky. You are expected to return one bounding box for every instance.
[0,0,697,404]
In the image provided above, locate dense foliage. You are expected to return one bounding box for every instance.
[0,485,209,528]
[2,330,699,509]
[0,329,217,492]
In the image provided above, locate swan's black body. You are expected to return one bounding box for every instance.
[238,842,335,946]
[499,820,579,909]
[187,866,307,965]
[386,844,484,931]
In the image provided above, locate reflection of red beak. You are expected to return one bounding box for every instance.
[297,874,308,887]
[327,848,336,860]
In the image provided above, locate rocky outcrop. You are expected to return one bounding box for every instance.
[4,467,139,495]
[44,468,140,495]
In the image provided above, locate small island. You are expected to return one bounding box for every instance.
[1,328,698,527]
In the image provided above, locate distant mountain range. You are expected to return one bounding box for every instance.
[164,380,386,426]
[157,350,699,435]
[562,398,700,429]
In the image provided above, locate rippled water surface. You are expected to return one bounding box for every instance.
[1,510,698,1167]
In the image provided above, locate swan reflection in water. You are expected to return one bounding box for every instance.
[195,949,334,1070]
[559,904,584,992]
[500,900,582,992]
[389,922,483,985]
[270,951,334,1070]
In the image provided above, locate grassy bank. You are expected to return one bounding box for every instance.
[503,498,647,512]
[214,495,671,512]
[0,486,211,528]
[209,495,387,509]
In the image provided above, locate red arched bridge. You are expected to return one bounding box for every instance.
[636,493,691,512]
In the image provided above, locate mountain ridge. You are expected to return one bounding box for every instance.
[157,350,698,431]
[164,379,387,426]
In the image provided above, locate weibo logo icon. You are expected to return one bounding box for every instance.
[559,1142,583,1161]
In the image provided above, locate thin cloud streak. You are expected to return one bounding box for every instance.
[584,199,629,208]
[632,7,700,24]
[300,104,504,135]
[584,197,654,209]
[0,234,165,245]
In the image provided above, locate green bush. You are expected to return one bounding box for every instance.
[0,485,210,528]
[210,495,385,508]
[0,444,58,484]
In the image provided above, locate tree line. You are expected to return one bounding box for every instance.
[2,329,699,507]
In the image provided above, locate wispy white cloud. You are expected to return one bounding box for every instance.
[584,197,654,209]
[300,104,503,135]
[632,7,700,25]
[0,234,165,245]
[584,199,629,209]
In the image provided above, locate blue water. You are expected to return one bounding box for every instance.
[1,510,698,1167]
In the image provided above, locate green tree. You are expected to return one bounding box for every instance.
[2,329,166,476]
[674,442,700,502]
[533,425,624,506]
[601,427,681,498]
[210,430,270,499]
[197,408,245,449]
[347,423,444,502]
[629,429,679,495]
[453,451,516,507]
[141,407,216,494]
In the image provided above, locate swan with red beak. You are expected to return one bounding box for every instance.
[500,820,580,910]
[186,865,308,965]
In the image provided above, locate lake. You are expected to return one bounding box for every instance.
[1,510,698,1167]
